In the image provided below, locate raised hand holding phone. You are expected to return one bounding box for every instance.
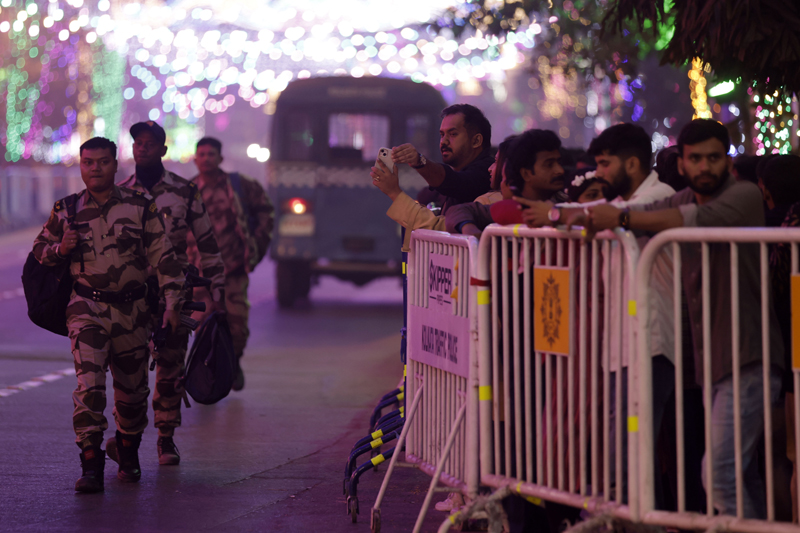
[377,147,394,173]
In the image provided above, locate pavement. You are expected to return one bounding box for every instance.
[0,227,452,532]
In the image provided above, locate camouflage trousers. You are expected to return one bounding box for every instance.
[66,296,151,449]
[151,326,190,436]
[193,273,250,359]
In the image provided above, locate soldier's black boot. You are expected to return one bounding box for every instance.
[114,431,142,483]
[75,446,105,493]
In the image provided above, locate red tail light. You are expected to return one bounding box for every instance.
[284,197,310,215]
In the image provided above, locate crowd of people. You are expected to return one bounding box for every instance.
[32,123,273,493]
[29,96,800,530]
[371,103,800,529]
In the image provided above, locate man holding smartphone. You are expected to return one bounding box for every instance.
[370,104,493,249]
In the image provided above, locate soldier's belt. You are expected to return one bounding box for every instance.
[74,283,147,304]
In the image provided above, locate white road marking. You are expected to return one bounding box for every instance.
[0,367,75,398]
[1,287,25,301]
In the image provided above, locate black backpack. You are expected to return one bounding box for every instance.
[183,311,236,405]
[21,194,78,336]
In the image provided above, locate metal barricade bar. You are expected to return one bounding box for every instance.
[474,224,640,520]
[373,229,480,531]
[636,227,800,532]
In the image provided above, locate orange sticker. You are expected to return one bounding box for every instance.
[533,266,571,356]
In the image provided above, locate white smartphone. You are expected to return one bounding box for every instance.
[377,147,394,172]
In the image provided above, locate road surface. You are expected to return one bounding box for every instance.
[0,227,447,532]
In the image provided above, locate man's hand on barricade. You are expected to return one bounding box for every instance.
[460,223,482,238]
[513,197,555,228]
[58,228,80,256]
[163,308,181,332]
[391,144,421,167]
[586,204,622,234]
[563,209,588,231]
[371,159,402,201]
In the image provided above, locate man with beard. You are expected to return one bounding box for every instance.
[514,123,676,507]
[371,103,493,250]
[588,119,784,518]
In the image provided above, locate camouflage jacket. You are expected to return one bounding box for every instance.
[33,186,185,311]
[118,170,226,303]
[189,171,274,275]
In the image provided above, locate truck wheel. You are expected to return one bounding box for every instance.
[276,260,312,308]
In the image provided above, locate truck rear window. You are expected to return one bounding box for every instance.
[328,113,388,163]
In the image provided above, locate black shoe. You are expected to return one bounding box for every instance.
[232,366,245,391]
[105,436,118,464]
[157,436,180,465]
[114,431,142,483]
[75,446,105,493]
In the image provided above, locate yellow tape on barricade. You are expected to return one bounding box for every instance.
[512,224,523,237]
[628,416,639,433]
[515,482,543,507]
[371,454,385,466]
[628,300,637,316]
[477,289,490,306]
[479,385,493,401]
[402,262,406,275]
[370,438,383,449]
[397,392,405,401]
[371,429,383,440]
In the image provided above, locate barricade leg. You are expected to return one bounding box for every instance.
[369,383,425,532]
[412,402,467,533]
[344,428,402,496]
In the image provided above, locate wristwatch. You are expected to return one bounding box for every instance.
[547,206,561,224]
[618,208,631,229]
[411,152,427,169]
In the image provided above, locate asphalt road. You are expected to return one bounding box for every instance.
[0,228,446,532]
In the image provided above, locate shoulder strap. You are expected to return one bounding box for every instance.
[186,180,198,215]
[142,197,155,232]
[229,172,249,213]
[65,193,78,227]
[64,194,82,272]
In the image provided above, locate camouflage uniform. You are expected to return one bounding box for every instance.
[33,186,184,448]
[118,170,225,434]
[187,171,274,359]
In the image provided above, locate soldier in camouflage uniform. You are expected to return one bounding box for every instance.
[188,137,274,390]
[114,121,226,467]
[33,137,184,493]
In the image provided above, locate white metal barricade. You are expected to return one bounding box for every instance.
[469,224,641,521]
[636,227,800,532]
[371,229,480,533]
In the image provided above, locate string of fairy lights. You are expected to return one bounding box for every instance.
[0,1,796,165]
[753,91,796,156]
[0,0,536,163]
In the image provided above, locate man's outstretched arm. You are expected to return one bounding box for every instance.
[588,203,684,234]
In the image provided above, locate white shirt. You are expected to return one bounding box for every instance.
[558,171,676,370]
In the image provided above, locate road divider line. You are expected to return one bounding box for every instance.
[1,287,24,301]
[0,367,75,398]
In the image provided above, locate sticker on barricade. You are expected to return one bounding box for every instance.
[409,238,472,380]
[428,253,455,313]
[533,266,572,356]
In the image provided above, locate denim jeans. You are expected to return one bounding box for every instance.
[701,363,781,518]
[608,355,675,505]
